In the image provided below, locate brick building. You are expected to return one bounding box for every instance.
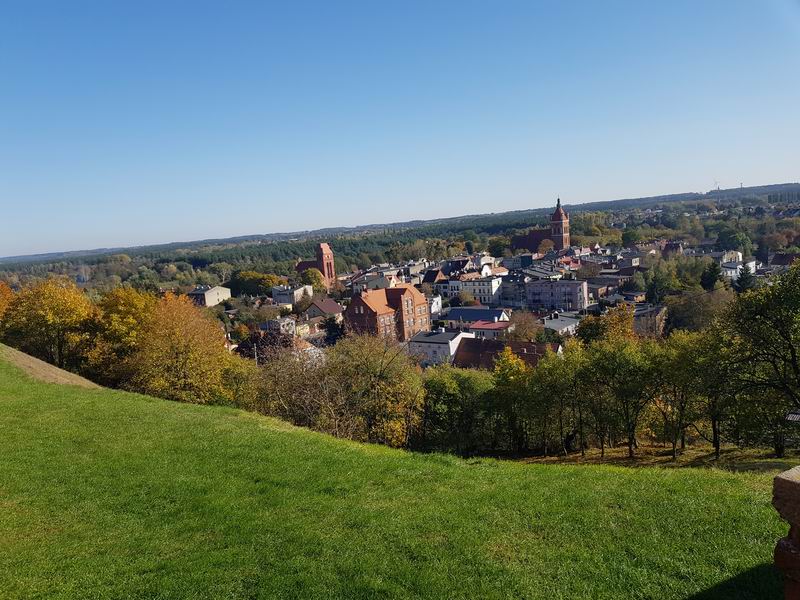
[344,284,431,341]
[296,243,337,291]
[512,199,571,252]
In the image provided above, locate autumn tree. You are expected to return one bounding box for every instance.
[503,310,543,342]
[1,278,94,370]
[229,271,282,296]
[85,286,157,386]
[324,335,424,447]
[537,239,555,254]
[492,347,530,453]
[576,303,635,345]
[0,281,13,323]
[126,293,233,404]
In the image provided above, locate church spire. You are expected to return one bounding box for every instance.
[556,197,561,208]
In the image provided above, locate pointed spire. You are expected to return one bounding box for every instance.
[556,197,561,208]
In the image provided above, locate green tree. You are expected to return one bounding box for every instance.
[492,347,530,454]
[733,263,757,293]
[700,261,722,291]
[300,268,326,293]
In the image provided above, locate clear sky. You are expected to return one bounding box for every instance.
[1,1,799,257]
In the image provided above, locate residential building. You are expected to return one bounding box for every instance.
[295,243,337,291]
[465,320,514,340]
[721,258,758,281]
[453,339,561,369]
[344,284,431,341]
[633,304,667,337]
[526,279,589,311]
[500,273,530,309]
[427,295,443,317]
[540,312,580,336]
[261,317,296,336]
[460,276,502,306]
[304,297,344,322]
[187,285,231,307]
[272,284,313,306]
[444,307,510,328]
[408,329,474,366]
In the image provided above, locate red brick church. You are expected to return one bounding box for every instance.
[512,199,570,253]
[295,243,336,291]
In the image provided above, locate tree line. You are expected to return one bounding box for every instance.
[2,263,799,458]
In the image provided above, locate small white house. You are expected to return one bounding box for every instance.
[721,259,758,281]
[187,285,231,307]
[408,329,474,367]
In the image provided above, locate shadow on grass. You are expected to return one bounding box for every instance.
[688,563,782,599]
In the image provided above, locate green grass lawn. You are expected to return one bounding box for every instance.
[0,358,788,599]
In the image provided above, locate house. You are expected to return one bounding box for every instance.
[540,312,580,336]
[304,297,344,322]
[427,295,443,317]
[408,329,474,367]
[187,285,231,307]
[295,243,337,291]
[344,284,431,341]
[443,307,510,328]
[460,276,502,306]
[526,279,589,311]
[453,339,561,369]
[500,273,531,309]
[261,317,296,336]
[721,259,758,281]
[465,320,515,340]
[633,304,667,337]
[272,284,313,306]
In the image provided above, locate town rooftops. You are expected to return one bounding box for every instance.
[188,285,228,295]
[410,330,464,344]
[309,297,344,315]
[446,307,509,323]
[453,339,559,369]
[357,284,427,315]
[468,320,513,331]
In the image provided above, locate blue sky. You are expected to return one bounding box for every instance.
[1,1,799,257]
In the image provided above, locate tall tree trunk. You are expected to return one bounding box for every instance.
[712,416,720,460]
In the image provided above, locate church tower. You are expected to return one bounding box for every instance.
[550,198,570,250]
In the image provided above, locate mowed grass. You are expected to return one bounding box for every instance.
[0,359,787,599]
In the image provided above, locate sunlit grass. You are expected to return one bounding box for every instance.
[0,359,785,599]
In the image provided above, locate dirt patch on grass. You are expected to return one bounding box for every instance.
[0,344,100,389]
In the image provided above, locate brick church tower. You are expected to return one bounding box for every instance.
[316,243,336,290]
[550,198,570,250]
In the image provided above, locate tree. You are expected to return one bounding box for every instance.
[492,347,530,454]
[0,281,13,323]
[487,237,509,258]
[325,335,424,447]
[503,311,543,342]
[700,261,722,291]
[419,365,494,454]
[717,228,752,254]
[86,286,158,386]
[457,290,478,306]
[649,331,703,458]
[576,304,635,345]
[229,271,282,296]
[537,239,555,254]
[664,287,734,333]
[582,336,654,457]
[1,278,94,370]
[721,263,800,409]
[733,263,757,293]
[126,293,233,404]
[321,315,345,346]
[622,229,641,247]
[300,268,326,293]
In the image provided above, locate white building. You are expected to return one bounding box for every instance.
[187,285,231,307]
[272,284,313,305]
[461,277,502,306]
[721,259,758,281]
[408,329,474,367]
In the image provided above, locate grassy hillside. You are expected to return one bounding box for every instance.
[0,357,787,599]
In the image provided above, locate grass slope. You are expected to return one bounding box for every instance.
[0,358,786,599]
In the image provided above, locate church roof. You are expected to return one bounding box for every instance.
[551,198,567,221]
